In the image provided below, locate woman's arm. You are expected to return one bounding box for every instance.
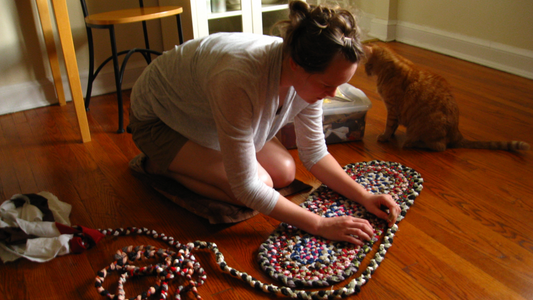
[269,154,400,244]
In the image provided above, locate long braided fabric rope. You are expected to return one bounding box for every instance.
[94,161,423,300]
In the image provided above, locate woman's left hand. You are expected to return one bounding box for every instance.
[360,193,400,227]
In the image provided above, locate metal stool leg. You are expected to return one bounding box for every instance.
[108,26,125,133]
[141,20,152,64]
[176,14,183,44]
[85,27,95,111]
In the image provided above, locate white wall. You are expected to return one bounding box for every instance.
[0,0,532,116]
[358,0,533,79]
[396,0,533,50]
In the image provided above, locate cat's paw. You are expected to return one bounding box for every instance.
[377,134,390,142]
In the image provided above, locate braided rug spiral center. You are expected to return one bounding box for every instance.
[94,160,423,300]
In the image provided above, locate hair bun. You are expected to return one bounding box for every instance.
[275,1,364,73]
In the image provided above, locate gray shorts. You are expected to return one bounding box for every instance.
[127,113,188,174]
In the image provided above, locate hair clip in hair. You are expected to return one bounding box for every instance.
[343,36,353,46]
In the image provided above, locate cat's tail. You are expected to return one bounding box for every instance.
[451,140,530,151]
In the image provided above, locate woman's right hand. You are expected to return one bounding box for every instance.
[269,196,374,245]
[315,215,374,245]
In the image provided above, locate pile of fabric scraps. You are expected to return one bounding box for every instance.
[0,192,103,263]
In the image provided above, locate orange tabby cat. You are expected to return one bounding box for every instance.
[364,43,530,151]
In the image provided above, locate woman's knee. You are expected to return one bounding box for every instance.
[257,138,296,188]
[266,155,296,188]
[257,154,295,188]
[269,155,296,188]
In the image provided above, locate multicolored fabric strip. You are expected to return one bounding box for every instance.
[258,161,423,289]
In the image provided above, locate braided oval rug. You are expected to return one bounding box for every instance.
[91,160,422,300]
[258,160,423,293]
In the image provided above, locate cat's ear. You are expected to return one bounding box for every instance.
[363,45,374,76]
[363,45,373,58]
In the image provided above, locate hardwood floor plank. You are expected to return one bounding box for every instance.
[391,222,527,300]
[0,114,23,199]
[360,257,441,300]
[2,112,40,193]
[0,262,26,300]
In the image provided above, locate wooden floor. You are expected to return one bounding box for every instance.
[1,42,532,300]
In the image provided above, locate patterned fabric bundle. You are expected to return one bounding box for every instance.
[257,161,423,292]
[0,192,104,263]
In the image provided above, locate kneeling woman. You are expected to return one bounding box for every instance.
[128,1,399,245]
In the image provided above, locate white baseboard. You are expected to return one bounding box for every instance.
[0,80,58,116]
[369,18,397,42]
[368,19,533,80]
[0,61,147,116]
